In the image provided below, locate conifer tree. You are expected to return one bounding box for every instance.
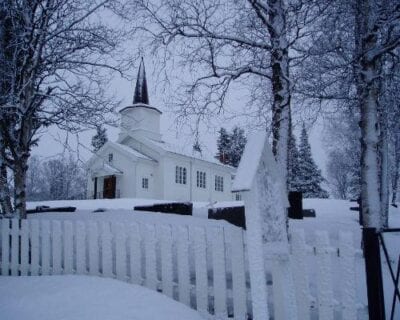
[216,126,247,167]
[229,126,247,168]
[91,126,108,152]
[216,128,231,165]
[297,125,329,198]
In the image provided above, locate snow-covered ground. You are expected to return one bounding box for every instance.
[0,275,205,320]
[292,198,399,245]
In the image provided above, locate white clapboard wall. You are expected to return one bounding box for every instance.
[0,218,360,320]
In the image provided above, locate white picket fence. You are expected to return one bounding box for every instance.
[0,218,363,319]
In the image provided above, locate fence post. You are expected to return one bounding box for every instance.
[363,227,385,320]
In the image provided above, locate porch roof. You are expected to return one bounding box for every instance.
[91,163,123,178]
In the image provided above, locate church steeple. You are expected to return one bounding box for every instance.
[119,57,162,141]
[133,58,149,105]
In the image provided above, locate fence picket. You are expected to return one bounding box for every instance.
[128,223,141,285]
[159,224,174,298]
[76,221,86,275]
[88,222,99,276]
[1,219,10,275]
[192,226,208,314]
[290,229,311,320]
[229,227,247,320]
[10,219,19,276]
[210,226,227,318]
[20,220,29,276]
[176,225,191,307]
[115,223,127,281]
[52,220,62,274]
[30,220,40,275]
[315,231,334,320]
[271,252,298,320]
[63,221,74,274]
[143,224,158,290]
[100,222,112,277]
[41,220,51,275]
[339,231,357,320]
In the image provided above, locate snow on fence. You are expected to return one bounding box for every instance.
[0,218,362,319]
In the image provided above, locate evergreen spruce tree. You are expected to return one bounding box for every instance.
[297,124,329,198]
[216,126,247,167]
[216,128,231,165]
[91,125,108,152]
[288,131,302,192]
[229,126,247,167]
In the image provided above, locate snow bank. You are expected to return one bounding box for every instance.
[0,276,205,320]
[28,208,235,229]
[27,198,171,211]
[27,198,243,211]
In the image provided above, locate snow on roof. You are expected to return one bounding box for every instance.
[102,163,122,174]
[232,131,268,191]
[119,104,162,114]
[91,162,123,177]
[112,142,152,161]
[147,138,234,169]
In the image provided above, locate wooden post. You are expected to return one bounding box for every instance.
[288,191,303,219]
[232,131,296,320]
[363,228,386,320]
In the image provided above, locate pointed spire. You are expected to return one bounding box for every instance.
[133,57,149,105]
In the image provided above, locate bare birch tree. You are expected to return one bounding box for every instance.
[354,0,400,229]
[132,0,327,190]
[299,0,400,228]
[0,0,129,218]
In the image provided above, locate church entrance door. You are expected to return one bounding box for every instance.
[103,176,116,199]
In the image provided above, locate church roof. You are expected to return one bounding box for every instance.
[145,137,235,169]
[113,142,152,160]
[133,57,149,105]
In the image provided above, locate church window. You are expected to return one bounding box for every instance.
[108,153,113,163]
[175,166,187,184]
[215,175,224,192]
[142,178,149,189]
[196,171,206,188]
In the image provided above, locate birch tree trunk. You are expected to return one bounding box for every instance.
[0,158,13,215]
[392,132,400,205]
[356,0,383,229]
[13,155,29,219]
[379,103,389,228]
[267,0,291,192]
[359,78,381,229]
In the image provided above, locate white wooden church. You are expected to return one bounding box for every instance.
[86,59,236,202]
